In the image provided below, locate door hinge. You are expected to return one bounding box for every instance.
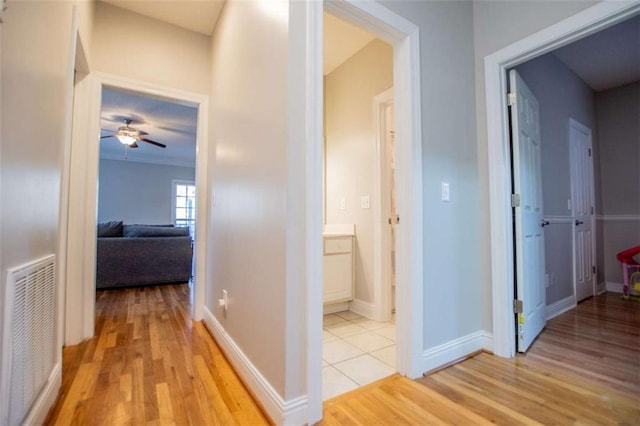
[588,148,592,157]
[511,194,521,208]
[507,92,517,106]
[592,265,596,274]
[513,299,523,314]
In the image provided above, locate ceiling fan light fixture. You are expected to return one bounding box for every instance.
[116,128,137,145]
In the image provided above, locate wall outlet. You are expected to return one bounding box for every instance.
[219,289,228,312]
[545,273,550,288]
[339,197,346,211]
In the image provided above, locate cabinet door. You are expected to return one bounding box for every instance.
[323,253,352,303]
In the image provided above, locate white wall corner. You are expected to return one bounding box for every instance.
[597,281,607,295]
[22,362,62,426]
[349,298,376,319]
[421,331,493,374]
[606,281,623,294]
[546,295,576,320]
[202,308,308,426]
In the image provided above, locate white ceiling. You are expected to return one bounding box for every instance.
[100,87,198,167]
[553,16,640,92]
[101,0,224,35]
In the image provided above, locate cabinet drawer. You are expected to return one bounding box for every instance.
[324,237,352,255]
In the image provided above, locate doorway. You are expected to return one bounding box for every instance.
[321,16,397,398]
[306,1,423,421]
[486,2,640,358]
[94,86,198,294]
[65,73,209,346]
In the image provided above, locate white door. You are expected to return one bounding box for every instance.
[509,70,546,353]
[569,118,595,302]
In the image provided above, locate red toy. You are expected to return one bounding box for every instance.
[616,246,640,297]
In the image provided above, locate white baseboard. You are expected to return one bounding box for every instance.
[202,308,308,425]
[597,281,607,295]
[23,362,61,425]
[546,295,575,320]
[349,298,375,320]
[323,301,349,315]
[606,281,623,293]
[421,330,492,373]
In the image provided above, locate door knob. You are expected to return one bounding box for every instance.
[541,220,550,228]
[575,220,584,226]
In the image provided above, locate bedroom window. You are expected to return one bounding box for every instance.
[173,180,196,238]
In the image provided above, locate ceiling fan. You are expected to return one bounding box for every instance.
[100,119,167,148]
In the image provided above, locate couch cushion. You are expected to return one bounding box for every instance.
[97,221,123,237]
[123,225,190,238]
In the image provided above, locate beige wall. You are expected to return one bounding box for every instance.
[325,39,393,304]
[207,0,290,399]
[92,1,211,95]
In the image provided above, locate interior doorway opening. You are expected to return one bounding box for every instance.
[94,86,199,298]
[65,73,209,346]
[321,13,397,396]
[486,1,640,358]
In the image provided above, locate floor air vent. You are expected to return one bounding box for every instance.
[2,254,55,426]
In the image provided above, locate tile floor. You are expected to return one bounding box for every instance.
[322,311,396,400]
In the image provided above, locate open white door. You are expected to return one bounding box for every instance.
[569,118,595,302]
[509,70,546,353]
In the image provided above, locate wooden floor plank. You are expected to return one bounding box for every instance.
[47,289,638,425]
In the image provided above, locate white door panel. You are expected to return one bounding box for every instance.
[509,70,546,353]
[569,119,595,302]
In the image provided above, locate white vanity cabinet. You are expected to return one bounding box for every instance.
[323,235,354,304]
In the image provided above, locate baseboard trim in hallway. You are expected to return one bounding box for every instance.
[202,307,308,425]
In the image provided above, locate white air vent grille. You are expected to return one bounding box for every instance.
[2,255,55,426]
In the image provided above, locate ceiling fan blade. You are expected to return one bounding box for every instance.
[138,137,167,148]
[100,134,116,139]
[137,130,149,136]
[130,142,139,148]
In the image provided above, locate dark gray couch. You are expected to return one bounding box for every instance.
[96,222,193,289]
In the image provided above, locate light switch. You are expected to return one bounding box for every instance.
[361,195,371,209]
[441,182,450,202]
[339,197,346,211]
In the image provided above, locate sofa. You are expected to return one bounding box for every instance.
[96,221,193,289]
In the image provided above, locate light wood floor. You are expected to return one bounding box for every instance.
[322,293,640,425]
[47,289,639,425]
[45,284,270,425]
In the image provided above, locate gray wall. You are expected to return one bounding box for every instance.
[596,82,640,284]
[98,159,195,225]
[381,0,482,348]
[514,53,598,304]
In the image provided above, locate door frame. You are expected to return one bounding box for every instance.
[373,88,394,322]
[64,72,209,345]
[485,1,640,358]
[568,117,596,300]
[306,1,423,422]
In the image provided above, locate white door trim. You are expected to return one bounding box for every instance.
[306,1,423,423]
[65,72,209,345]
[485,1,640,358]
[373,88,394,322]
